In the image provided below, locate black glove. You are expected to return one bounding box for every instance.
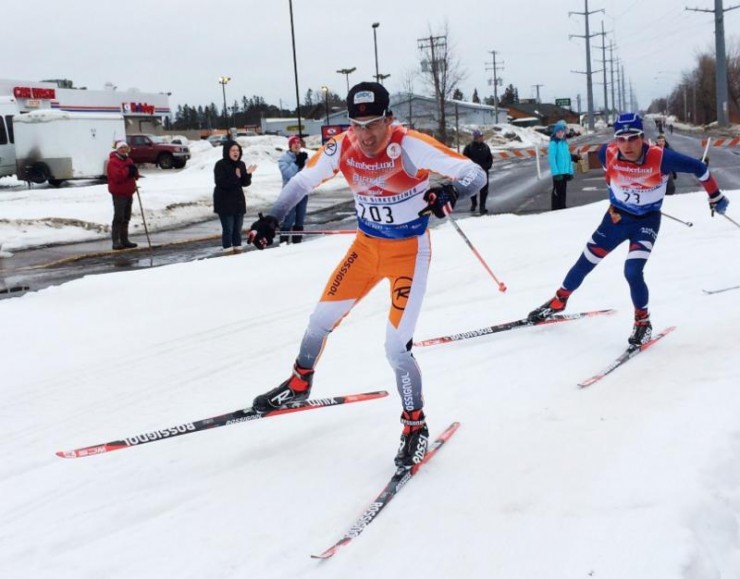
[295,151,308,169]
[127,165,138,178]
[417,184,458,218]
[247,213,279,249]
[702,156,709,166]
[570,154,582,162]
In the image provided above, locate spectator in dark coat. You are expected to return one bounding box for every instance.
[462,129,494,214]
[213,141,257,253]
[107,140,140,250]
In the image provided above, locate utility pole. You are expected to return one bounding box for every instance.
[609,43,617,120]
[485,50,504,120]
[569,0,605,130]
[418,35,448,140]
[621,64,627,113]
[532,84,544,103]
[594,21,612,122]
[686,0,740,127]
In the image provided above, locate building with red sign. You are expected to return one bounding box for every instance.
[0,79,171,133]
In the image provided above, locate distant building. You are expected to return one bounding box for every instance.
[260,93,508,138]
[0,78,172,134]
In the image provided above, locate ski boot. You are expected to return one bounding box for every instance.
[628,309,652,347]
[395,409,429,469]
[527,289,571,322]
[252,362,314,413]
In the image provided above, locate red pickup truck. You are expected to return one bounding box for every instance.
[126,134,190,169]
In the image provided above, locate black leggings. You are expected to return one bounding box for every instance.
[551,178,568,210]
[112,195,133,226]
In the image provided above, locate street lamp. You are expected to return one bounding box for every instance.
[321,86,330,125]
[218,76,231,128]
[372,22,380,83]
[336,67,356,93]
[288,0,303,137]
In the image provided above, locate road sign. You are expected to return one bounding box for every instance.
[555,98,571,107]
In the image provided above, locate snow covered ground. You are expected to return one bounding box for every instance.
[2,174,740,577]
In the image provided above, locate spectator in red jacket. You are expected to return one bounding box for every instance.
[107,140,140,250]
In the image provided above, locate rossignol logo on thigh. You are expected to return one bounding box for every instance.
[640,226,657,240]
[392,276,412,311]
[327,252,358,296]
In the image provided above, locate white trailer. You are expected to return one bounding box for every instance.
[0,96,19,178]
[14,110,126,186]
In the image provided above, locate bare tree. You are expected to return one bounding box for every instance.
[417,21,465,143]
[399,68,418,128]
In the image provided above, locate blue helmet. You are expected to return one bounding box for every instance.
[614,112,643,135]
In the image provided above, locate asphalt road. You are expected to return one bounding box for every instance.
[2,125,738,299]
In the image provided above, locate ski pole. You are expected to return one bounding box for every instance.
[281,229,356,236]
[701,138,711,163]
[660,211,693,227]
[135,185,154,266]
[721,213,740,229]
[448,216,507,293]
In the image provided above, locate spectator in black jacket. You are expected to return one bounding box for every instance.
[213,141,257,254]
[462,129,494,214]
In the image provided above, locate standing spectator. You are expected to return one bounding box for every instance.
[277,135,309,243]
[462,129,493,214]
[106,140,140,251]
[528,113,729,346]
[548,120,580,211]
[247,81,486,468]
[655,134,676,195]
[213,141,256,254]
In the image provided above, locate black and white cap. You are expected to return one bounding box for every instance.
[347,82,390,119]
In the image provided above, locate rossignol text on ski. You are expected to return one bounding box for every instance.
[414,309,615,347]
[56,390,388,459]
[312,421,460,560]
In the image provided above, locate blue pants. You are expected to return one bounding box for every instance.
[561,209,661,310]
[218,213,245,248]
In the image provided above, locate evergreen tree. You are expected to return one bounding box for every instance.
[500,84,519,106]
[472,89,480,104]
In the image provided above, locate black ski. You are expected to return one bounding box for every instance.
[578,326,676,388]
[311,421,460,560]
[56,390,389,458]
[414,309,616,347]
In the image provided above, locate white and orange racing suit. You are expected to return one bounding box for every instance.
[269,125,486,412]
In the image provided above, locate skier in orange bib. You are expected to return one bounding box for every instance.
[248,82,486,468]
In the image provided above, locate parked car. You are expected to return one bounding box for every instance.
[126,134,190,169]
[207,135,228,147]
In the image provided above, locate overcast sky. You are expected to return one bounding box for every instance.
[5,0,735,114]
